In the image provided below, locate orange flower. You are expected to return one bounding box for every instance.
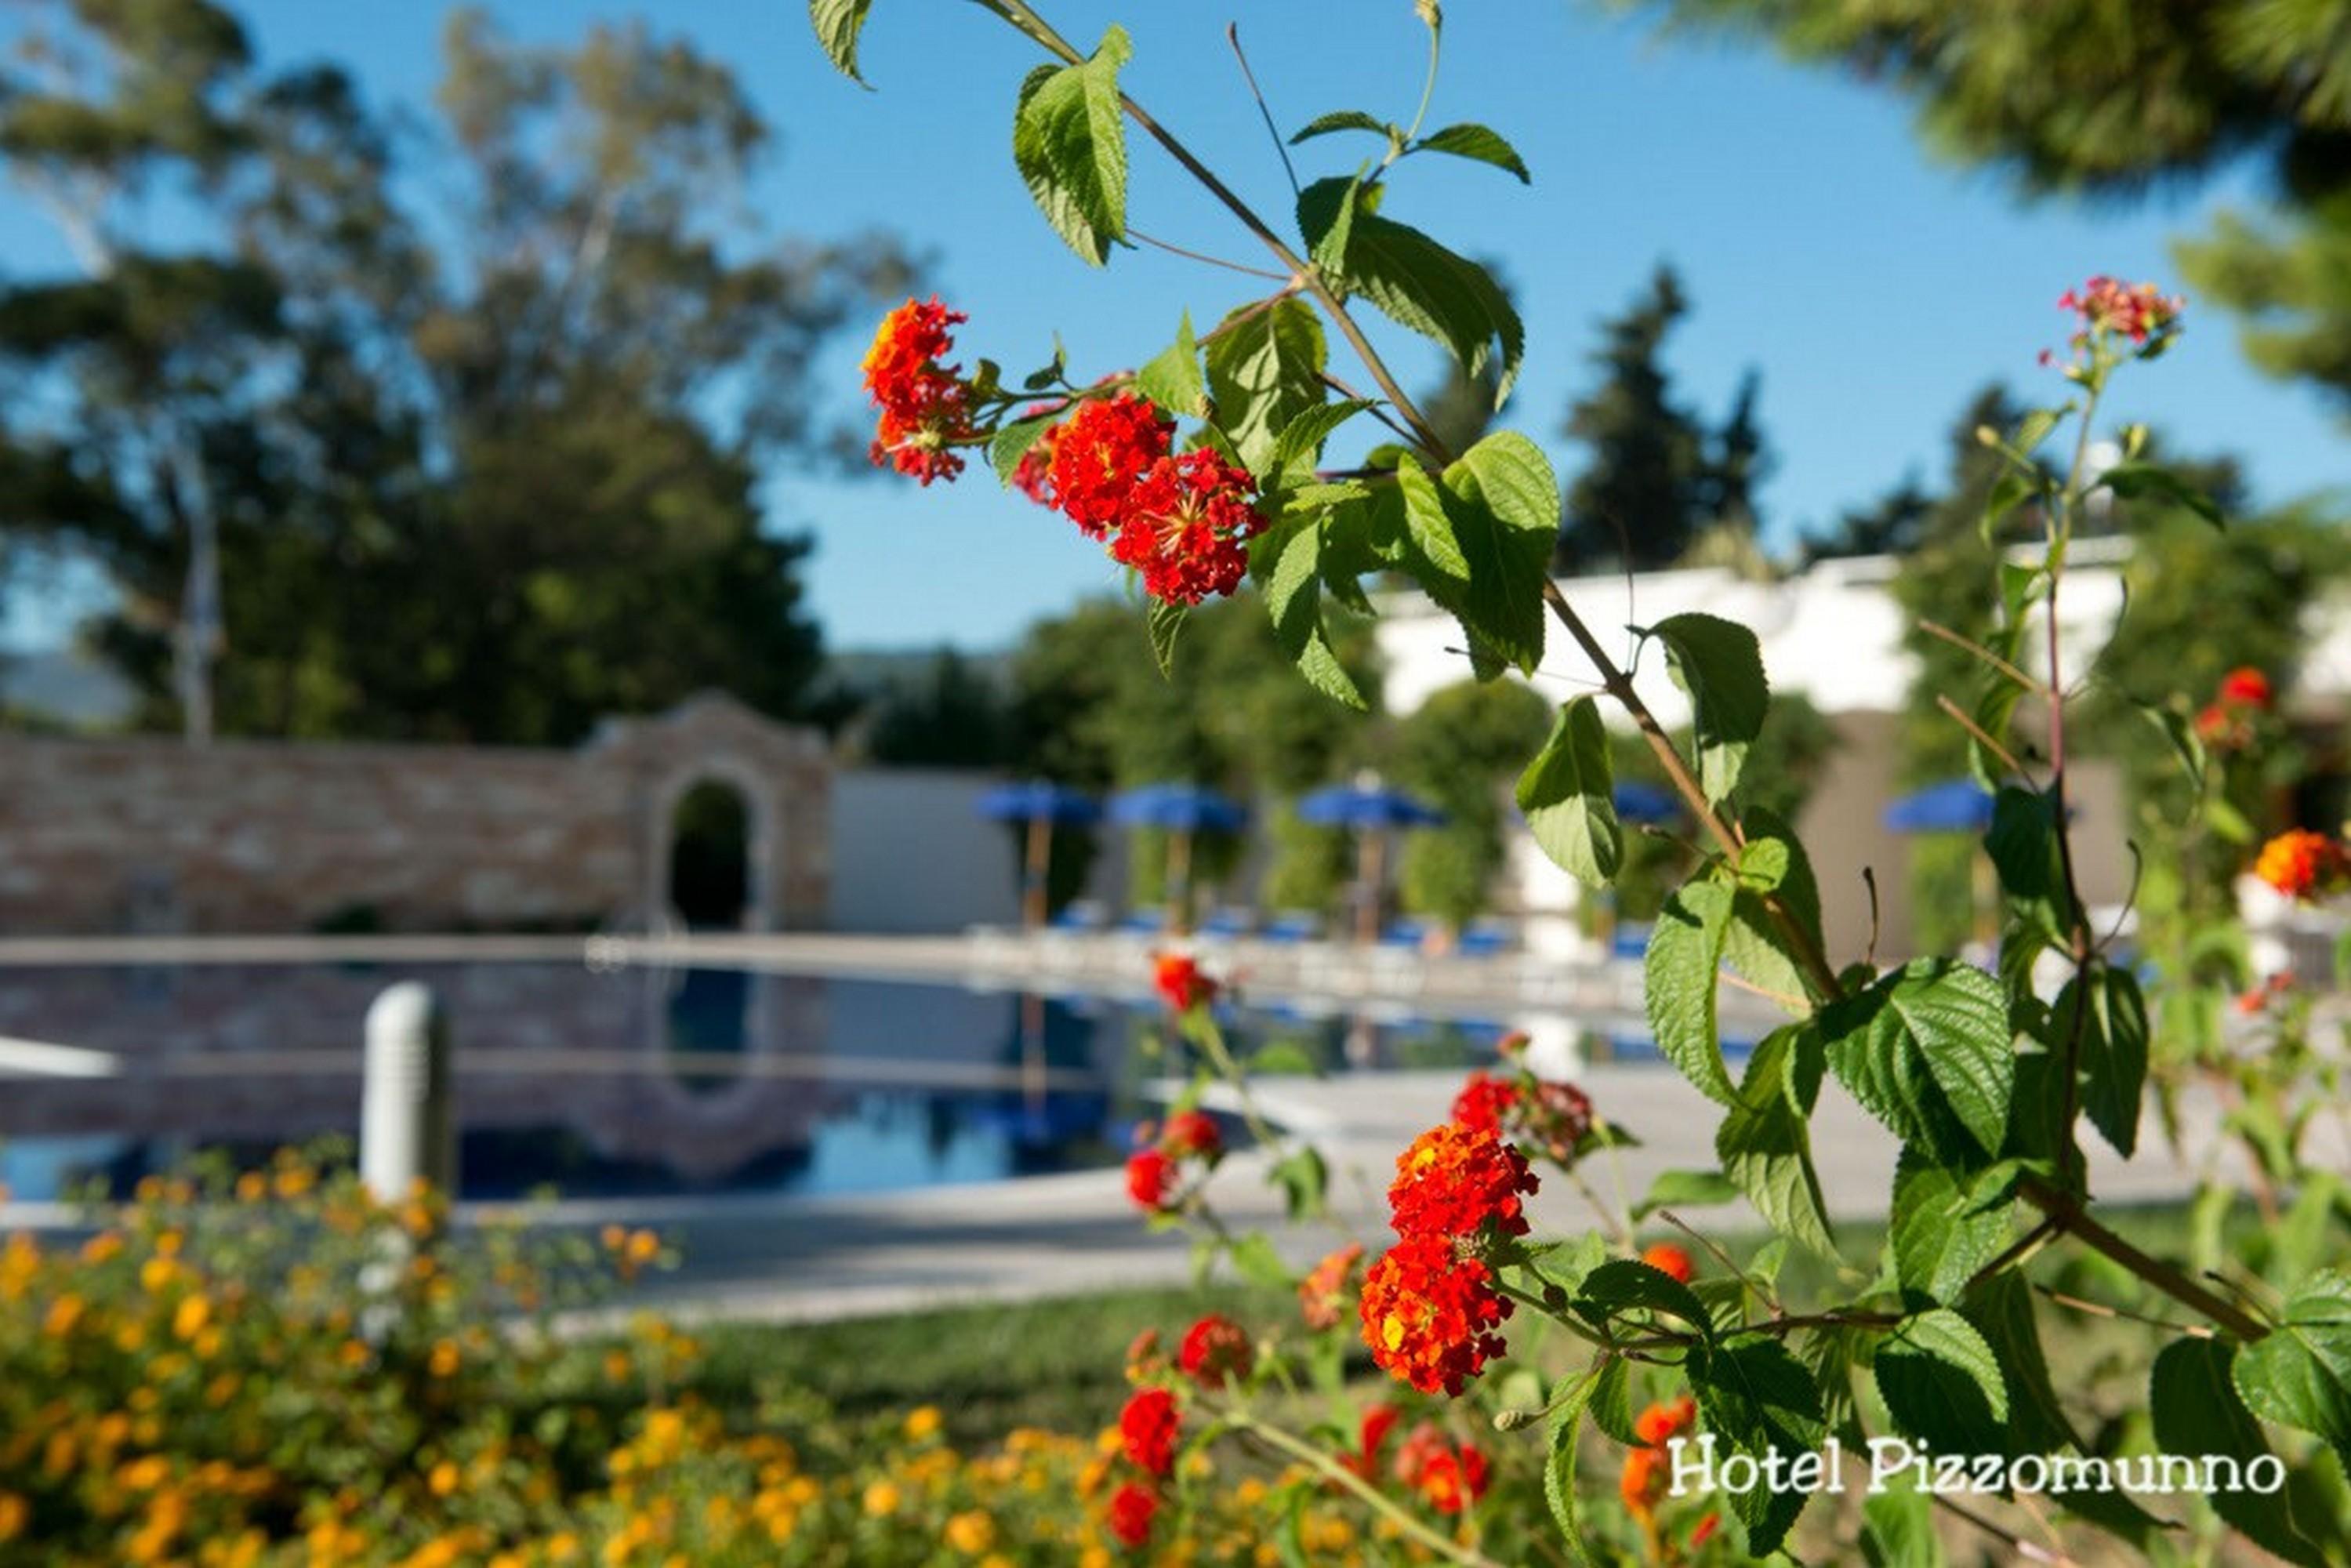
[1297,1243,1364,1332]
[862,296,976,485]
[1623,1396,1697,1520]
[1388,1122,1538,1241]
[2255,829,2348,900]
[1640,1243,1696,1283]
[1151,953,1216,1012]
[1360,1234,1512,1396]
[1176,1313,1252,1388]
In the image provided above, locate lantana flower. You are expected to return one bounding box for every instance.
[2254,829,2349,901]
[1387,1122,1537,1241]
[862,297,977,485]
[1045,394,1173,538]
[1359,1234,1513,1396]
[1176,1313,1252,1388]
[1106,449,1266,606]
[1117,1386,1180,1478]
[1640,1243,1696,1284]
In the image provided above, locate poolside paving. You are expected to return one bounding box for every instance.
[587,1065,2319,1328]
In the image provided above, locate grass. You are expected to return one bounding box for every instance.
[691,1283,1303,1445]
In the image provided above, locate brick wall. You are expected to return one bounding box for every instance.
[0,695,829,935]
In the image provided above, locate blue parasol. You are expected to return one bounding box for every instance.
[1882,779,1995,833]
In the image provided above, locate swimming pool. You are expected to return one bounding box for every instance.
[0,960,1540,1204]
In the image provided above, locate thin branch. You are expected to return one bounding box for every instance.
[2035,1283,2215,1339]
[1917,616,2046,694]
[1127,226,1291,281]
[1935,694,2028,779]
[1224,24,1301,200]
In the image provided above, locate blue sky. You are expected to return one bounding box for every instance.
[4,1,2342,655]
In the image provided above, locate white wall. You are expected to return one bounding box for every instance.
[828,769,1023,932]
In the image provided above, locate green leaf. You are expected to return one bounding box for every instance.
[1859,1472,1943,1568]
[1873,1307,2009,1459]
[1297,183,1524,404]
[1134,311,1206,419]
[2098,461,2224,528]
[1722,806,1824,1011]
[1541,1364,1604,1566]
[1589,1355,1637,1446]
[1976,468,2037,546]
[1573,1259,1714,1337]
[2053,966,2148,1160]
[1887,1146,2010,1305]
[1249,504,1366,710]
[808,0,876,85]
[1821,960,2013,1167]
[1631,1167,1740,1221]
[1268,1145,1330,1222]
[1688,1335,1823,1553]
[1204,297,1327,474]
[2234,1268,2351,1475]
[1717,1025,1838,1258]
[1516,695,1621,887]
[1645,877,1740,1106]
[988,406,1062,487]
[1645,613,1769,805]
[1391,434,1557,675]
[1268,398,1375,484]
[1246,1041,1320,1077]
[2154,1338,2331,1567]
[1227,1231,1294,1291]
[1289,109,1391,144]
[1010,27,1134,266]
[1961,1272,2161,1543]
[1414,122,1529,182]
[1145,598,1186,677]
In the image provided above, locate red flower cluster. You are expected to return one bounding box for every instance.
[1620,1395,1697,1519]
[1152,953,1217,1013]
[2236,971,2294,1016]
[1177,1312,1252,1388]
[1451,1067,1595,1167]
[1388,1122,1537,1241]
[1030,394,1266,604]
[1105,1481,1159,1548]
[1107,448,1264,605]
[2254,829,2350,902]
[1297,1242,1364,1332]
[1641,1243,1696,1284]
[1360,1233,1513,1396]
[2196,665,2274,750]
[2060,276,2185,346]
[1395,1422,1493,1515]
[1118,1386,1180,1478]
[1160,1109,1221,1159]
[862,297,977,485]
[1010,401,1068,506]
[1047,394,1174,537]
[1124,1148,1175,1212]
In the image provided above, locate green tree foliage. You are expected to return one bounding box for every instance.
[1642,0,2351,419]
[1390,678,1551,928]
[858,650,1013,768]
[0,1,906,743]
[1007,593,1380,911]
[1555,267,1772,572]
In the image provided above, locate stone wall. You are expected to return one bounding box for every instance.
[0,695,829,935]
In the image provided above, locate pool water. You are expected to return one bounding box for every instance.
[0,963,1522,1204]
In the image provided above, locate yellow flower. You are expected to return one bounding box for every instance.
[428,1340,461,1378]
[173,1293,212,1341]
[944,1511,996,1555]
[0,1491,27,1541]
[43,1294,83,1337]
[427,1461,459,1497]
[904,1405,943,1441]
[235,1172,267,1203]
[862,1481,901,1517]
[139,1257,177,1293]
[81,1231,124,1265]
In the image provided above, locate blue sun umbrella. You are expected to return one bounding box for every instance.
[1108,784,1248,933]
[1612,782,1682,826]
[1883,779,1995,833]
[978,782,1101,928]
[1297,782,1447,942]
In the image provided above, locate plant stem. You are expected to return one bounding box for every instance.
[1227,1411,1505,1567]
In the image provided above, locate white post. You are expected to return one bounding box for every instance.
[361,982,454,1202]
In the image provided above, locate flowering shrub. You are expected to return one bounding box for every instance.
[2,1152,1414,1565]
[813,2,2351,1562]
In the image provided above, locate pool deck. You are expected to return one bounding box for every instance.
[572,1063,2327,1329]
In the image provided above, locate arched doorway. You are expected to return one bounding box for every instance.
[667,779,752,931]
